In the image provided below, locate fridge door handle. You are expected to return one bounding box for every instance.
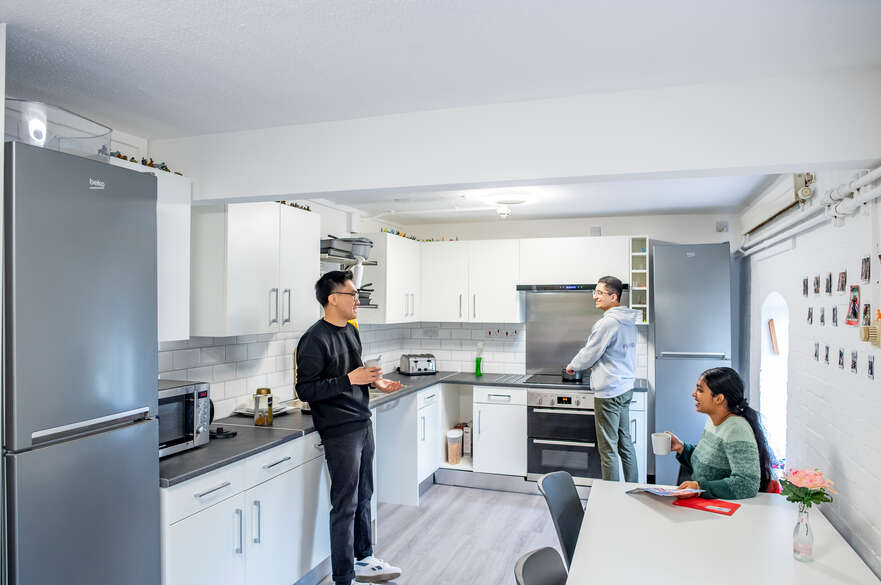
[31,406,150,445]
[658,351,727,359]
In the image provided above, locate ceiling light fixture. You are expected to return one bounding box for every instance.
[496,205,512,218]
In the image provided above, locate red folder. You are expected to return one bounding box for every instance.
[672,497,740,516]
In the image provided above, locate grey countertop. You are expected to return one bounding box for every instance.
[159,370,647,487]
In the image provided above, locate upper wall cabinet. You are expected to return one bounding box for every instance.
[356,233,421,325]
[420,242,469,322]
[518,236,630,285]
[191,203,319,337]
[106,158,192,342]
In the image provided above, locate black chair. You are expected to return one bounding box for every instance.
[514,547,568,585]
[537,471,584,568]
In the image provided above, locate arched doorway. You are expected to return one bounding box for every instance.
[759,292,788,464]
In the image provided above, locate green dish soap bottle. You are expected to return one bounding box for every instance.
[474,342,484,377]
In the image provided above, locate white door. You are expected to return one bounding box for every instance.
[473,403,527,476]
[417,399,440,483]
[468,239,520,323]
[164,494,246,585]
[226,203,281,334]
[299,455,332,575]
[404,238,422,321]
[384,235,410,323]
[245,469,301,585]
[279,206,320,333]
[420,242,469,322]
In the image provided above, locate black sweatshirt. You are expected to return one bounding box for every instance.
[295,319,370,438]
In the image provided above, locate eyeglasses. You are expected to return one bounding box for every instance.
[330,291,358,299]
[592,290,612,297]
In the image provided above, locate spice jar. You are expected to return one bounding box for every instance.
[253,387,273,426]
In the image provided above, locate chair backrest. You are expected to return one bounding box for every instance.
[537,471,584,568]
[514,547,568,585]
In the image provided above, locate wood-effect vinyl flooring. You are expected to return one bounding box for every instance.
[320,484,561,585]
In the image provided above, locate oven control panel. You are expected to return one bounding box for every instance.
[526,390,594,409]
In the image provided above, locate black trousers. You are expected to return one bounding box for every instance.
[322,424,374,585]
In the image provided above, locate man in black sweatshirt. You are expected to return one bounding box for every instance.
[296,270,402,585]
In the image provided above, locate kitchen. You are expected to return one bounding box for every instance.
[2,3,881,585]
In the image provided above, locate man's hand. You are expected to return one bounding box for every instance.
[373,378,403,393]
[675,480,701,498]
[348,366,382,386]
[565,365,575,375]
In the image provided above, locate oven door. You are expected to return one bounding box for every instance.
[528,406,596,442]
[157,390,196,457]
[527,438,603,483]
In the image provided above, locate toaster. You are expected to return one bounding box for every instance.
[398,353,437,376]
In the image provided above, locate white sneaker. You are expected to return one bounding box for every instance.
[354,556,402,583]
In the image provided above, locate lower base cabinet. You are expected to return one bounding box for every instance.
[162,435,331,585]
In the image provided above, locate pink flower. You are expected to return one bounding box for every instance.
[785,468,837,494]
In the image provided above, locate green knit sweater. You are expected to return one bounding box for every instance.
[676,416,760,500]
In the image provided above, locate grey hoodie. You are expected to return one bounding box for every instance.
[568,306,639,399]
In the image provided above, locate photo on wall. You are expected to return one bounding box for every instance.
[824,345,830,365]
[869,355,875,380]
[837,271,847,293]
[825,273,832,295]
[863,304,872,327]
[861,256,871,282]
[846,286,861,326]
[839,348,845,369]
[832,306,839,327]
[820,307,825,326]
[813,342,819,361]
[807,307,813,325]
[851,351,859,374]
[813,275,821,295]
[803,278,809,297]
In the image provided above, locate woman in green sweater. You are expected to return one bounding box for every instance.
[666,367,774,500]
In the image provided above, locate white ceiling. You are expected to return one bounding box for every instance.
[4,1,881,139]
[326,173,776,224]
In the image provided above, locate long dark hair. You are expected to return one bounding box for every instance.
[700,367,774,491]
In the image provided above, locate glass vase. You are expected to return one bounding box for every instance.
[793,503,814,561]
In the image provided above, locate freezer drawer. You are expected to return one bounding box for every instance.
[5,419,160,585]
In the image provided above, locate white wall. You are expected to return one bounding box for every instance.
[746,170,881,576]
[405,212,739,246]
[150,68,881,202]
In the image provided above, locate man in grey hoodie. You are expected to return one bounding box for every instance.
[566,276,639,482]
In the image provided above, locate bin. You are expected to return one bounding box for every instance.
[446,429,464,465]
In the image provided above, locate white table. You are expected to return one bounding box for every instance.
[566,480,880,585]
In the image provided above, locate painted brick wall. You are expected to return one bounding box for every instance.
[747,171,881,576]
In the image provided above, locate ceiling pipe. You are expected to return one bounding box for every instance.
[832,182,881,217]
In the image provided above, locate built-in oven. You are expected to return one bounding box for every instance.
[157,379,211,458]
[526,389,602,486]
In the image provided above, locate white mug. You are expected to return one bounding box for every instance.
[651,432,672,455]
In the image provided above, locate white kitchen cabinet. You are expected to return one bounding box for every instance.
[105,157,192,342]
[191,203,320,336]
[619,392,647,483]
[420,241,469,322]
[417,389,441,483]
[357,233,421,324]
[467,239,520,323]
[164,493,246,585]
[518,236,629,285]
[374,392,419,505]
[473,387,527,476]
[419,240,521,323]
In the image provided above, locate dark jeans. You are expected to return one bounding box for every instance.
[322,424,375,585]
[594,390,638,482]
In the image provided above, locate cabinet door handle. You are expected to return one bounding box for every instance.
[269,288,279,325]
[282,289,291,324]
[487,393,511,403]
[458,293,462,318]
[421,415,426,441]
[253,500,261,543]
[404,293,409,317]
[234,508,243,554]
[410,293,415,317]
[478,409,482,436]
[473,294,476,319]
[262,455,291,470]
[195,481,231,500]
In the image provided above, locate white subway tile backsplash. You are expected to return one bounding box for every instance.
[247,374,269,390]
[226,344,248,362]
[268,341,286,356]
[247,342,269,360]
[172,349,201,370]
[187,366,214,383]
[213,363,238,382]
[159,369,188,380]
[200,346,226,366]
[158,352,173,373]
[186,337,216,349]
[224,378,246,399]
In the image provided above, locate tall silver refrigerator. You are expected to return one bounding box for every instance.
[2,142,160,585]
[653,243,732,486]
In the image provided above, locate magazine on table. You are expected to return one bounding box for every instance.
[626,486,705,497]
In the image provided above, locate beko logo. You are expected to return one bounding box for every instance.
[89,178,105,190]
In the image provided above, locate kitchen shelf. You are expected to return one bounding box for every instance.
[320,253,377,266]
[632,252,647,256]
[632,304,647,308]
[629,236,650,324]
[631,270,647,273]
[438,455,473,472]
[632,287,647,290]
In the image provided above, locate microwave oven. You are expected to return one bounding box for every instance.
[158,379,211,458]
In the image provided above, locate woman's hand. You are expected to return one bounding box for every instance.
[675,480,701,498]
[666,431,684,455]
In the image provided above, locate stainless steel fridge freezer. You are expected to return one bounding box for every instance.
[3,142,160,585]
[652,243,732,486]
